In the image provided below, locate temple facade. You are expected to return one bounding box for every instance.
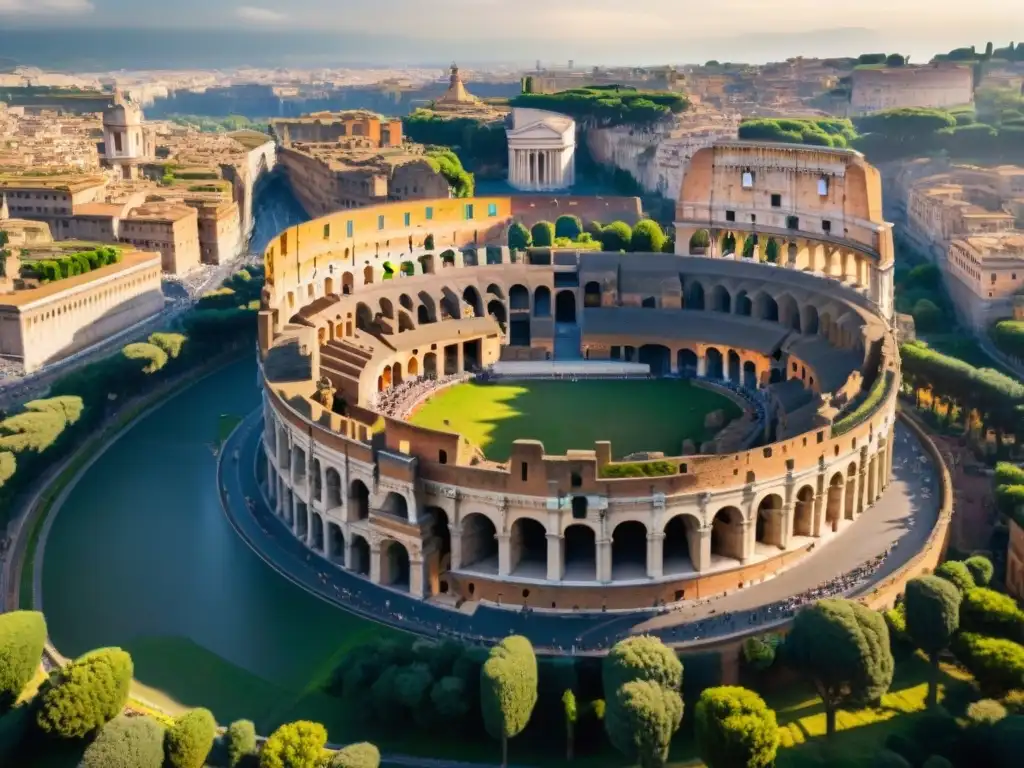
[506,108,576,191]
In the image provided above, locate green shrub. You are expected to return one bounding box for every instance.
[884,603,910,645]
[329,742,381,768]
[122,342,168,375]
[741,636,776,671]
[225,719,258,767]
[149,332,187,360]
[36,647,133,738]
[955,633,1024,695]
[961,587,1024,640]
[79,714,165,768]
[598,221,632,252]
[554,215,583,240]
[1001,689,1024,714]
[967,698,1008,726]
[630,219,667,253]
[599,460,676,478]
[508,222,531,250]
[965,555,995,587]
[260,720,327,768]
[935,560,976,593]
[0,610,46,711]
[694,686,779,768]
[164,707,216,768]
[530,221,555,248]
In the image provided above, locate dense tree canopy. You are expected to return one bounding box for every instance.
[961,587,1024,641]
[164,707,216,768]
[329,742,381,768]
[599,221,633,252]
[480,635,538,766]
[508,222,531,251]
[905,575,961,707]
[784,599,894,735]
[955,633,1024,695]
[965,555,995,587]
[225,719,258,768]
[510,87,688,128]
[260,720,328,768]
[0,611,46,712]
[631,220,668,253]
[79,714,165,768]
[36,647,133,738]
[935,560,976,594]
[608,679,683,768]
[122,342,169,375]
[694,686,779,768]
[555,215,583,241]
[531,221,555,248]
[739,117,857,148]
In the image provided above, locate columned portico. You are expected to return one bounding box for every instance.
[506,108,576,191]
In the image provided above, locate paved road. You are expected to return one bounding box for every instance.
[221,410,940,652]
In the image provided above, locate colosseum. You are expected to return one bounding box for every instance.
[256,141,903,612]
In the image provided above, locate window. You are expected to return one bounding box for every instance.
[403,212,411,227]
[487,203,498,217]
[425,206,433,220]
[750,214,757,223]
[822,219,832,233]
[992,273,997,284]
[323,223,330,240]
[377,215,385,230]
[818,177,829,196]
[346,220,353,238]
[725,210,736,222]
[771,194,782,208]
[786,215,799,230]
[438,449,448,465]
[520,462,528,481]
[464,203,474,220]
[741,170,755,188]
[570,472,582,488]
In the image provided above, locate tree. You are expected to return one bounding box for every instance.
[260,720,328,768]
[0,610,46,712]
[955,633,1024,695]
[123,342,168,374]
[79,714,165,768]
[0,452,14,488]
[695,686,779,768]
[905,575,961,707]
[599,221,633,252]
[563,689,577,760]
[630,220,667,253]
[935,560,976,593]
[225,719,258,768]
[911,298,944,332]
[330,742,381,768]
[424,234,435,251]
[608,680,683,768]
[508,222,531,250]
[36,647,133,738]
[784,599,894,736]
[886,53,907,67]
[555,215,583,240]
[961,587,1024,640]
[965,555,995,586]
[164,707,216,768]
[149,332,187,360]
[480,636,538,767]
[531,221,555,248]
[430,676,469,721]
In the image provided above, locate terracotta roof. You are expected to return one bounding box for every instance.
[0,250,162,309]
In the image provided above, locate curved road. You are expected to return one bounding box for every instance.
[222,410,940,651]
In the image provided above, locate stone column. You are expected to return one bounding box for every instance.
[697,353,707,377]
[647,532,665,578]
[831,484,845,532]
[873,449,885,502]
[456,343,464,373]
[266,453,275,499]
[546,533,564,581]
[597,537,612,582]
[846,470,860,518]
[779,503,794,549]
[812,490,825,537]
[722,350,731,383]
[740,520,755,562]
[497,532,511,576]
[409,559,425,598]
[508,148,515,183]
[695,525,713,572]
[370,542,382,584]
[448,524,462,570]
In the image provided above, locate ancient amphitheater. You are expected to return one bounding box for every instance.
[256,141,905,613]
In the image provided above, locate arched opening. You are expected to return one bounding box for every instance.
[418,253,435,274]
[382,491,409,520]
[379,297,395,320]
[407,357,420,377]
[826,472,845,532]
[487,300,507,329]
[686,281,705,310]
[462,286,484,317]
[846,462,859,518]
[399,293,414,312]
[440,249,456,267]
[310,512,324,552]
[342,272,354,295]
[728,349,741,383]
[778,294,800,332]
[722,232,737,255]
[534,286,551,317]
[735,291,752,317]
[711,506,744,561]
[563,524,596,581]
[612,521,648,580]
[355,302,374,332]
[440,292,460,320]
[641,296,657,309]
[638,344,671,376]
[743,235,758,259]
[756,494,784,549]
[325,468,342,509]
[461,513,498,570]
[486,283,505,300]
[417,292,437,323]
[400,261,415,277]
[794,485,815,538]
[398,311,415,332]
[295,502,308,538]
[764,238,779,263]
[584,281,602,308]
[688,229,711,255]
[351,535,370,575]
[350,479,370,522]
[423,351,438,378]
[325,276,335,296]
[509,284,530,311]
[311,458,322,501]
[663,515,697,575]
[328,523,345,565]
[755,293,779,322]
[417,306,432,325]
[363,265,374,284]
[801,305,819,335]
[705,347,724,379]
[555,290,577,323]
[380,366,393,390]
[381,539,410,591]
[427,507,451,574]
[510,517,547,577]
[742,360,758,389]
[677,348,698,376]
[711,285,731,313]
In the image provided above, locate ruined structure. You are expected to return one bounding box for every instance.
[850,64,974,114]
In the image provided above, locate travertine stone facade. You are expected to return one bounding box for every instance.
[119,203,202,274]
[947,233,1024,329]
[506,109,576,191]
[0,249,164,372]
[850,65,974,114]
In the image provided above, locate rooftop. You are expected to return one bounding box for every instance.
[127,203,196,223]
[0,249,161,309]
[0,174,107,194]
[962,231,1024,254]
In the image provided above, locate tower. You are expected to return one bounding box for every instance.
[102,85,148,180]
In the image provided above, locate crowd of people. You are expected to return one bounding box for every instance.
[370,372,472,419]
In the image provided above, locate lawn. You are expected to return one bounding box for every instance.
[408,379,741,461]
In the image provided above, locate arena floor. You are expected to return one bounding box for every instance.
[407,379,742,461]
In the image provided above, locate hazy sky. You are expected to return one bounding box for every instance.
[0,0,1019,65]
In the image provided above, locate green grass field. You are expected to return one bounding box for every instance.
[408,379,741,461]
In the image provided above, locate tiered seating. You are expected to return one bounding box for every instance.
[319,336,379,399]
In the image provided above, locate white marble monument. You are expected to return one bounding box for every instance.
[506,108,576,191]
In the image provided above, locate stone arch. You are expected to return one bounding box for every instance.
[722,232,737,255]
[310,511,324,552]
[564,524,596,581]
[381,539,410,590]
[663,513,699,575]
[509,284,530,311]
[349,478,370,522]
[399,293,414,312]
[794,485,815,537]
[686,280,705,310]
[638,344,671,376]
[461,512,498,569]
[325,467,342,509]
[612,520,648,580]
[677,348,699,375]
[688,229,711,255]
[351,534,370,575]
[777,294,800,331]
[355,302,374,332]
[363,265,374,285]
[440,290,460,320]
[342,272,354,295]
[734,290,752,317]
[382,491,409,520]
[417,291,437,323]
[742,360,758,389]
[756,494,784,548]
[584,281,602,308]
[534,286,551,317]
[408,356,420,377]
[754,293,779,322]
[392,361,403,386]
[705,347,724,379]
[846,462,859,519]
[487,299,507,328]
[510,517,547,577]
[728,349,741,383]
[327,522,345,564]
[311,458,323,501]
[555,290,577,323]
[710,285,731,313]
[711,506,744,561]
[826,471,845,530]
[398,311,415,332]
[379,297,395,320]
[801,304,819,335]
[486,283,505,300]
[462,285,484,317]
[423,351,438,378]
[426,506,451,574]
[324,276,335,296]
